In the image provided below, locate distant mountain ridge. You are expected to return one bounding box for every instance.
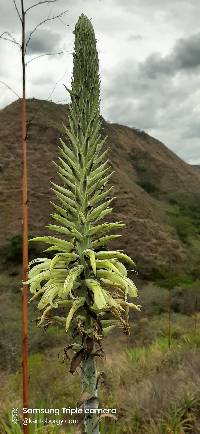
[0,98,200,278]
[192,165,200,170]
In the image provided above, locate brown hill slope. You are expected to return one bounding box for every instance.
[0,99,200,278]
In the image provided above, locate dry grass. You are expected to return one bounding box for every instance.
[1,269,200,432]
[1,314,200,433]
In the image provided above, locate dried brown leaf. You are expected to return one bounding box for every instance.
[85,336,94,353]
[63,344,74,361]
[77,392,96,407]
[70,348,86,374]
[93,413,117,430]
[98,413,117,422]
[96,371,106,388]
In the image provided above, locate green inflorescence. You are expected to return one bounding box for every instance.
[26,13,140,353]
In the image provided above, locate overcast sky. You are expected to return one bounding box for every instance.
[0,0,200,164]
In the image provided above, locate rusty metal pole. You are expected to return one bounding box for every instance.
[168,289,171,350]
[21,1,29,432]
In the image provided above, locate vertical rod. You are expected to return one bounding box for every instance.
[21,1,29,432]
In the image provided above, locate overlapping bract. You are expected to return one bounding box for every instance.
[27,14,139,338]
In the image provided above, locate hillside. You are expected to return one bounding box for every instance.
[0,98,200,279]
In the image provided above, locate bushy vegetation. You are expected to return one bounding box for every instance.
[176,198,200,230]
[1,313,200,433]
[156,273,194,290]
[167,198,200,244]
[141,263,196,289]
[167,206,197,243]
[137,180,159,195]
[0,233,40,268]
[0,234,22,263]
[1,266,200,433]
[134,161,146,172]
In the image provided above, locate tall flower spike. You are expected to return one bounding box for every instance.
[27,14,140,434]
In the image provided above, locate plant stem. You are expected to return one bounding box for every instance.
[194,295,198,333]
[168,289,171,350]
[81,346,99,434]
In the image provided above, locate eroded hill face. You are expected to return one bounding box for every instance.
[0,99,200,278]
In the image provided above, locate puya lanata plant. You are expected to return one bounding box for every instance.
[26,14,140,434]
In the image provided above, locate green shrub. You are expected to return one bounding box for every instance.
[144,264,194,289]
[4,234,22,262]
[158,274,194,289]
[167,201,200,243]
[159,391,200,434]
[172,215,196,242]
[0,233,39,265]
[137,180,159,194]
[181,329,200,348]
[136,161,146,172]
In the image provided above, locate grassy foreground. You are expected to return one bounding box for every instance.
[0,268,200,433]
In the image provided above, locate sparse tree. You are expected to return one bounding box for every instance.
[27,14,140,434]
[0,2,68,433]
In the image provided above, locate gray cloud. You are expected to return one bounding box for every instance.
[128,34,143,42]
[0,0,200,163]
[114,0,197,11]
[173,33,200,70]
[27,29,62,54]
[141,32,200,80]
[102,31,200,163]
